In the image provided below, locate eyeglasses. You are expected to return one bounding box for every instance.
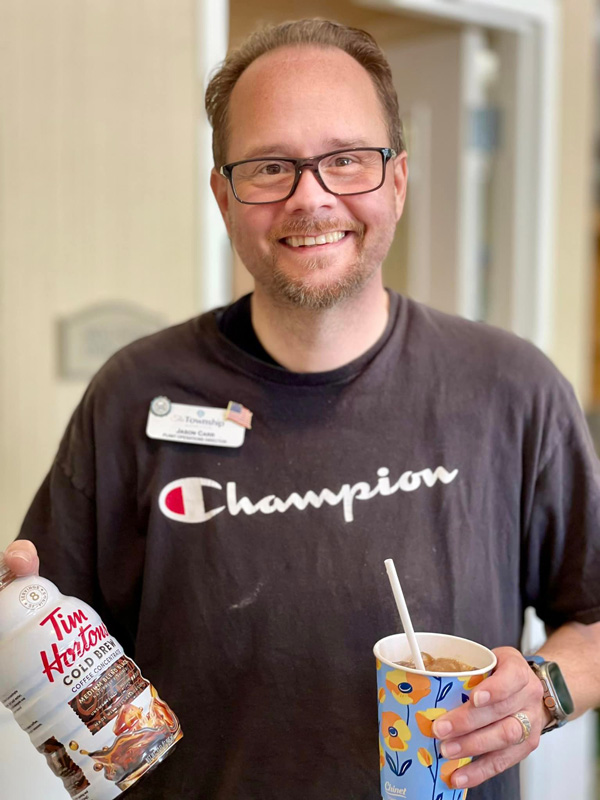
[219,147,397,205]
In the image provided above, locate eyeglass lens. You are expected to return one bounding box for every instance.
[230,149,386,203]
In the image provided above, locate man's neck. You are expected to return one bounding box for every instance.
[250,281,390,373]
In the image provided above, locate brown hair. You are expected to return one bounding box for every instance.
[205,18,405,167]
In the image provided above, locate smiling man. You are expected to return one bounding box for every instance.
[5,18,600,800]
[209,37,407,372]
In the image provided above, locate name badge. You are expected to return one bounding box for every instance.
[146,397,245,448]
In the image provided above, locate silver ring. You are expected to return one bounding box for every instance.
[512,711,532,744]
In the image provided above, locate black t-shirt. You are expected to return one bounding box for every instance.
[218,292,280,366]
[19,292,600,799]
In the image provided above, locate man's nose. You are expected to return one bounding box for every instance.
[284,167,337,214]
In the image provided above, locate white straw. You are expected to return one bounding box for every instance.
[384,559,425,671]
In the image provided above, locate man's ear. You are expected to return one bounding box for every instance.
[210,168,232,236]
[392,151,408,222]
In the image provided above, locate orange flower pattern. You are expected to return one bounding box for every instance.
[417,747,433,768]
[385,669,431,706]
[415,707,448,738]
[381,712,411,752]
[458,672,486,690]
[440,757,472,788]
[378,662,485,798]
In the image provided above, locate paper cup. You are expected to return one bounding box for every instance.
[374,633,497,800]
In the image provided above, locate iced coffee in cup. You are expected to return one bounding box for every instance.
[374,632,497,800]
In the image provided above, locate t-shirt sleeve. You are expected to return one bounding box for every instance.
[523,391,600,629]
[17,399,101,610]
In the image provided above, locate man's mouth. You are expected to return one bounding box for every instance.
[282,231,347,248]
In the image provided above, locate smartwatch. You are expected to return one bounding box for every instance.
[525,655,574,733]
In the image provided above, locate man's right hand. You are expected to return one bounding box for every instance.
[4,541,39,576]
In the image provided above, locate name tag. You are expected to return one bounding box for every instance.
[146,397,245,448]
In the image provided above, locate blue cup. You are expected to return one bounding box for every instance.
[374,633,497,800]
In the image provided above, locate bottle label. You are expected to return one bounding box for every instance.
[38,605,112,684]
[19,583,49,611]
[0,582,183,800]
[69,655,148,734]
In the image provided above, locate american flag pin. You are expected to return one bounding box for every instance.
[224,401,253,430]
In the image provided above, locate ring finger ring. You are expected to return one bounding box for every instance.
[512,711,532,744]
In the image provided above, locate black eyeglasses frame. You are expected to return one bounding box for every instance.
[219,147,397,205]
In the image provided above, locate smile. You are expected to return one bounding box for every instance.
[283,231,347,248]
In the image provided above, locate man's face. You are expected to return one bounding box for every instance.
[211,45,408,309]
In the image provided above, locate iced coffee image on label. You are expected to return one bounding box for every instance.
[37,736,91,798]
[66,657,183,790]
[83,685,183,790]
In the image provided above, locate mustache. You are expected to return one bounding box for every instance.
[270,217,364,241]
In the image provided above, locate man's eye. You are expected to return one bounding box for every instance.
[334,157,354,167]
[257,161,294,176]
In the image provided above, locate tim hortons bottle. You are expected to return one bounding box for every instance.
[0,553,182,799]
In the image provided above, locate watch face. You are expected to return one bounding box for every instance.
[548,662,574,716]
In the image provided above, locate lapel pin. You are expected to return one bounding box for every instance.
[224,401,253,430]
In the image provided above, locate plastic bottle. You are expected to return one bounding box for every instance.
[0,553,182,799]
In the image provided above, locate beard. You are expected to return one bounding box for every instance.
[270,253,371,310]
[230,212,397,311]
[265,216,380,310]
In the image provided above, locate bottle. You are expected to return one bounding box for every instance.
[0,553,182,799]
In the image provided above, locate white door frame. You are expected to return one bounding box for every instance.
[196,0,230,312]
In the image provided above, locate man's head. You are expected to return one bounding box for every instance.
[205,18,405,170]
[207,19,408,310]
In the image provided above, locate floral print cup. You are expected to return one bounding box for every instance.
[374,633,497,800]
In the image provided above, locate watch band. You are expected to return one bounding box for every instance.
[525,655,574,733]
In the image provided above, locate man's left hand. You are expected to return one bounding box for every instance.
[431,647,549,790]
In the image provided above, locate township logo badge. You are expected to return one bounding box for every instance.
[150,396,171,416]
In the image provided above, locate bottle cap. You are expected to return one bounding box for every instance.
[0,552,17,589]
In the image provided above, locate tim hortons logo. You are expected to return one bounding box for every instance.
[39,606,110,683]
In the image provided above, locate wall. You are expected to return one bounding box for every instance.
[549,0,596,405]
[0,0,198,546]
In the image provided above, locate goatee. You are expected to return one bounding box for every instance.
[268,217,372,309]
[271,260,371,309]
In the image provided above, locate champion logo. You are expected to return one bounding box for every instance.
[158,465,459,525]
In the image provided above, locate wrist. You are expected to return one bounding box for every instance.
[525,654,574,733]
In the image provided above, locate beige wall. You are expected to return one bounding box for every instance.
[550,0,596,406]
[0,0,198,547]
[228,0,455,49]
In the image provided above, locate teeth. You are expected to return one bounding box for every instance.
[284,231,346,247]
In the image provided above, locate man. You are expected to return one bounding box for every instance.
[5,18,600,800]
